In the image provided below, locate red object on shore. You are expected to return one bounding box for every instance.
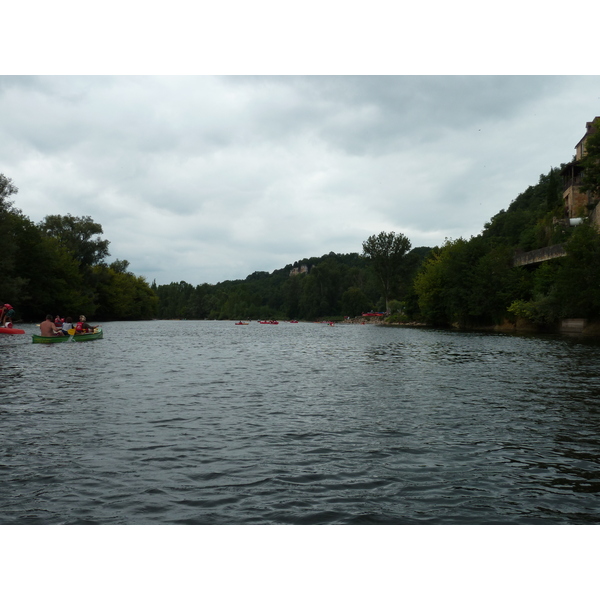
[0,327,25,334]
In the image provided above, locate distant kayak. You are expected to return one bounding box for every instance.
[0,327,25,335]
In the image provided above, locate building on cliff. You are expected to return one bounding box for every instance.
[514,117,599,268]
[561,116,600,220]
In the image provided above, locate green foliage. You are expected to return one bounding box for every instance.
[481,169,566,251]
[410,164,600,329]
[153,244,435,322]
[385,313,411,324]
[580,121,600,199]
[554,221,600,318]
[387,299,403,314]
[362,231,411,310]
[1,173,157,321]
[341,287,372,317]
[93,265,158,320]
[154,249,420,321]
[507,226,600,326]
[0,208,28,302]
[110,259,130,273]
[414,237,527,327]
[0,174,18,211]
[507,260,563,326]
[507,296,560,325]
[412,247,447,325]
[39,214,110,268]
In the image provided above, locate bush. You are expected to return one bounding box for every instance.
[385,313,411,324]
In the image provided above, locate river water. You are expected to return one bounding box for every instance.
[1,320,600,525]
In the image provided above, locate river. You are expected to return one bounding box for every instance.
[1,320,600,525]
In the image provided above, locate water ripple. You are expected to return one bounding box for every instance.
[2,321,600,524]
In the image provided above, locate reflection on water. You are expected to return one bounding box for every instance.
[1,321,600,524]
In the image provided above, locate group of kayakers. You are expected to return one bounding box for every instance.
[40,314,96,337]
[0,304,98,336]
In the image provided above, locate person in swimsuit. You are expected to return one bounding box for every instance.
[40,314,63,337]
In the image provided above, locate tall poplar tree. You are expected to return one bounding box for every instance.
[362,231,411,311]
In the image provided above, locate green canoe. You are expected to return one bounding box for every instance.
[72,327,103,342]
[32,327,103,344]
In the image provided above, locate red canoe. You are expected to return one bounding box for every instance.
[0,327,25,335]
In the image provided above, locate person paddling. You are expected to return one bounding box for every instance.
[62,317,74,335]
[40,314,63,337]
[75,315,97,334]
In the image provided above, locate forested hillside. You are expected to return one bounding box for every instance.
[153,247,430,321]
[412,165,600,328]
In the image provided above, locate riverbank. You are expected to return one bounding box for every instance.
[348,316,600,336]
[341,315,428,327]
[493,318,600,336]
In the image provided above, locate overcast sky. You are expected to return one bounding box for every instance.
[2,76,600,285]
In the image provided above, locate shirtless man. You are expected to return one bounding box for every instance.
[40,314,63,336]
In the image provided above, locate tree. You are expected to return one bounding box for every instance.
[413,237,525,327]
[362,231,411,311]
[554,221,600,318]
[413,245,451,325]
[580,120,600,200]
[341,287,371,316]
[38,214,110,268]
[0,174,22,299]
[0,174,18,211]
[282,274,301,318]
[0,211,29,304]
[110,259,130,273]
[94,265,158,320]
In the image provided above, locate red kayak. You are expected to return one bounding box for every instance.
[0,327,25,335]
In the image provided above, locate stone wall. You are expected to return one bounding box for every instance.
[560,319,586,333]
[512,244,566,267]
[564,185,591,218]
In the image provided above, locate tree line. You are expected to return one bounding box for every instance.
[152,245,430,321]
[412,163,600,327]
[0,174,158,322]
[409,120,600,328]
